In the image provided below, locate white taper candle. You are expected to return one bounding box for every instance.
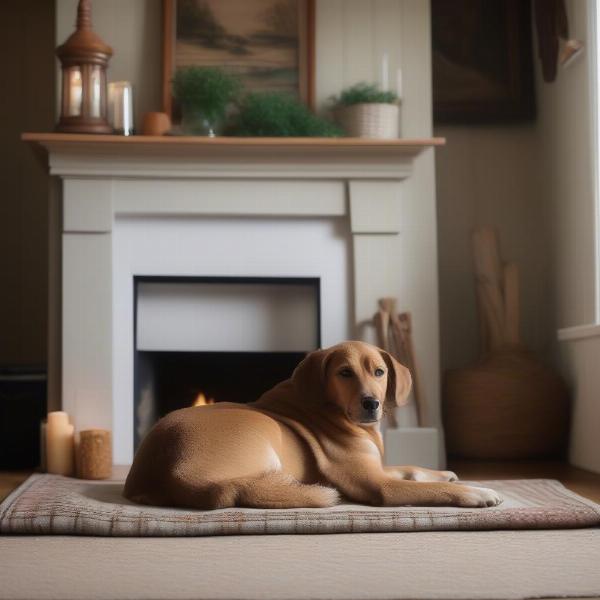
[396,68,403,100]
[381,52,389,92]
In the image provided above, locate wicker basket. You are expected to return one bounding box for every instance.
[335,103,399,138]
[443,347,570,459]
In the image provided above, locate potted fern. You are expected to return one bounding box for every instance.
[172,67,241,137]
[230,92,342,137]
[331,83,399,138]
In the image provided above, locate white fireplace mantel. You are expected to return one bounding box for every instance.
[25,133,445,180]
[25,133,445,464]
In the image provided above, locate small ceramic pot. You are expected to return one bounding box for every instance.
[141,112,171,136]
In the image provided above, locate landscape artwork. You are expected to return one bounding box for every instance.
[163,0,314,116]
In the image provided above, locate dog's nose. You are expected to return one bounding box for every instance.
[361,397,380,411]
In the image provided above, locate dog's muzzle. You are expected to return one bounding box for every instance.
[360,396,380,422]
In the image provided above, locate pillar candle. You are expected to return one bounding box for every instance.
[46,411,75,476]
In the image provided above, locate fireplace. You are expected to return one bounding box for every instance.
[133,276,320,448]
[29,134,444,466]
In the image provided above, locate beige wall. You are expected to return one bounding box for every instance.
[0,0,55,366]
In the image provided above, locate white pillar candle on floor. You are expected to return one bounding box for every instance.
[46,411,75,476]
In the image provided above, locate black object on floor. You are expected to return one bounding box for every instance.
[0,366,46,469]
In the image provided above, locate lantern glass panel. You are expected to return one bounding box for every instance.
[65,66,83,117]
[89,65,103,118]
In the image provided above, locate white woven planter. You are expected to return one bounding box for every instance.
[336,103,399,138]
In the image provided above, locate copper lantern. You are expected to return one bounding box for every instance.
[56,0,113,134]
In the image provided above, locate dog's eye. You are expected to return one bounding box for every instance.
[374,368,385,377]
[338,368,354,378]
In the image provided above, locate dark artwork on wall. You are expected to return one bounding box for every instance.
[431,0,535,124]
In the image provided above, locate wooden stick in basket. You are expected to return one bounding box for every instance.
[472,227,506,354]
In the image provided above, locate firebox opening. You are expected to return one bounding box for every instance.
[133,276,320,450]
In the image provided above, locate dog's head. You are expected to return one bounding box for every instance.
[291,341,411,426]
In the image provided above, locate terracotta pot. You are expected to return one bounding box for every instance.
[141,111,171,136]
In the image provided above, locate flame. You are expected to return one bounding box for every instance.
[192,392,215,407]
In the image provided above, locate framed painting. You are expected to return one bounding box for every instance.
[162,0,315,120]
[432,0,535,123]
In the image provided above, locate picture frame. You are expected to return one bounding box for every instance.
[431,0,535,123]
[162,0,316,120]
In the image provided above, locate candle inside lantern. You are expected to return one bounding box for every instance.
[46,411,75,476]
[68,67,83,117]
[90,66,102,118]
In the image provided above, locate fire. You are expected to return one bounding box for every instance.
[192,392,215,407]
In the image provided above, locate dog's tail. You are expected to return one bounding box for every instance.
[169,470,340,510]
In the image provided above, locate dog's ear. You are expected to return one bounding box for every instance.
[292,348,333,402]
[380,350,412,406]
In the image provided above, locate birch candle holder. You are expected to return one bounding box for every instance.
[76,429,112,479]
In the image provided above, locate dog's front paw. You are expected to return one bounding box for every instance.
[454,485,503,508]
[439,470,459,482]
[412,469,459,483]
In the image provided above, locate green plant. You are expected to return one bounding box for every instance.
[172,67,241,123]
[332,83,398,107]
[230,92,342,137]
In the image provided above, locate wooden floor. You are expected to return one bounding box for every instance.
[2,461,600,503]
[448,459,600,503]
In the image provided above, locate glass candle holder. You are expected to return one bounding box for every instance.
[108,81,134,136]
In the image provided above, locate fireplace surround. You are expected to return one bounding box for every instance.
[24,134,445,465]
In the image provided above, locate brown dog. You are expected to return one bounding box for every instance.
[124,341,502,509]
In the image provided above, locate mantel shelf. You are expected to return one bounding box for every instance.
[22,133,445,180]
[23,132,444,150]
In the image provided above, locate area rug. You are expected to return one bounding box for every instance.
[2,531,600,599]
[1,474,599,536]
